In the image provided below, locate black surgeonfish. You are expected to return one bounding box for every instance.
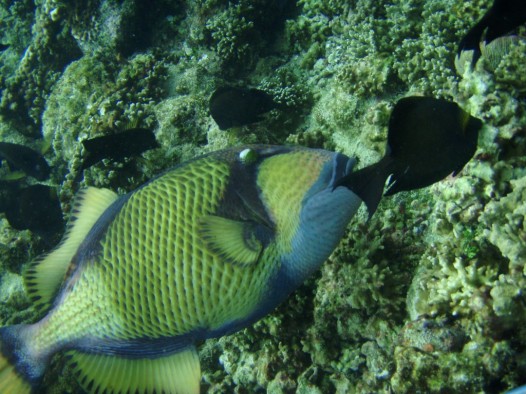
[335,96,482,216]
[81,128,159,170]
[0,142,50,181]
[209,86,276,130]
[458,0,526,66]
[0,183,64,239]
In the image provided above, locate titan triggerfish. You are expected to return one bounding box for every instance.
[0,96,482,393]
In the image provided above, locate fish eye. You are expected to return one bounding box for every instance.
[239,148,257,164]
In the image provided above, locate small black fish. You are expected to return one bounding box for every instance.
[81,128,159,170]
[0,183,64,238]
[335,97,482,216]
[0,43,8,52]
[0,142,50,181]
[209,86,276,130]
[458,0,526,66]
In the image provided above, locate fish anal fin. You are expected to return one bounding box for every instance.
[68,347,200,394]
[198,215,264,267]
[23,187,118,311]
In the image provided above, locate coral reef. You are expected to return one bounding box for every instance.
[0,0,525,392]
[0,0,82,137]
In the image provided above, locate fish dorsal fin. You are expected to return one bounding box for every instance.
[198,215,267,267]
[68,347,200,394]
[24,187,118,311]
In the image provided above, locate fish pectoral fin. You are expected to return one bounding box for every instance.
[198,215,266,267]
[68,346,200,394]
[24,187,118,312]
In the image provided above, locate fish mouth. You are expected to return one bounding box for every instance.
[329,152,356,189]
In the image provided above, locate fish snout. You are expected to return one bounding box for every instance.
[329,152,356,189]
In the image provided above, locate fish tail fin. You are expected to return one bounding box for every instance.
[334,157,393,218]
[0,325,46,393]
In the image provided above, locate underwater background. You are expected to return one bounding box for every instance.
[0,0,525,392]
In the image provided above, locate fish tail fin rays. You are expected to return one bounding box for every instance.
[24,187,118,312]
[68,346,201,394]
[334,157,393,218]
[0,325,46,394]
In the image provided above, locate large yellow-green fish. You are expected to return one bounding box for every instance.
[0,97,482,393]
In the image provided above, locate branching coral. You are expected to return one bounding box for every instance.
[205,5,256,68]
[203,0,292,72]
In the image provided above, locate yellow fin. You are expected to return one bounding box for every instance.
[0,351,31,394]
[198,215,263,267]
[24,187,118,311]
[68,347,200,394]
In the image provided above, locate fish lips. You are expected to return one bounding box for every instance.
[297,152,355,205]
[306,151,356,200]
[329,152,356,190]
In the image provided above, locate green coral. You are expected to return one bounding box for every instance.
[205,5,256,68]
[488,36,526,94]
[0,0,34,77]
[0,272,32,325]
[482,174,526,266]
[202,0,292,72]
[0,0,82,137]
[200,283,315,393]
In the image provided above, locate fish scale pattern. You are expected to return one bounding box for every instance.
[31,151,285,354]
[63,156,281,342]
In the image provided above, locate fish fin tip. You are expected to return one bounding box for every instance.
[0,352,32,394]
[68,347,201,394]
[24,187,118,310]
[198,215,263,267]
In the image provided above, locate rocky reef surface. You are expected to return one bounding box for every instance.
[0,0,525,392]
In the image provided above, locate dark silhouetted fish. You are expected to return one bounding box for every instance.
[335,96,482,216]
[458,0,526,66]
[0,142,50,181]
[81,128,159,170]
[0,43,8,52]
[0,183,64,238]
[209,86,276,130]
